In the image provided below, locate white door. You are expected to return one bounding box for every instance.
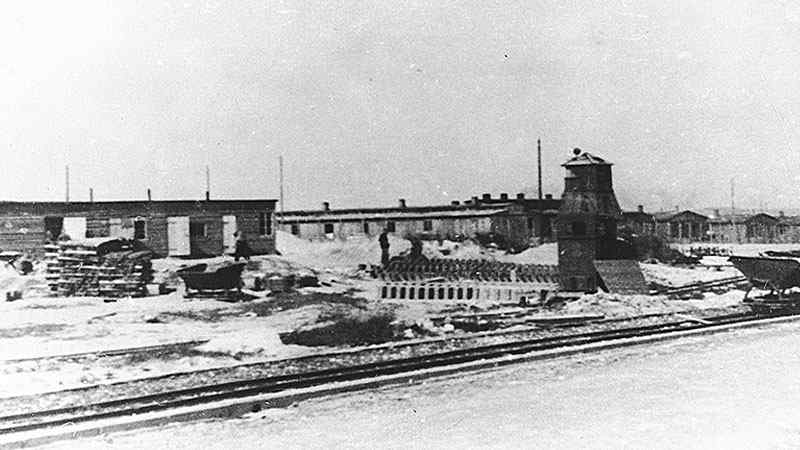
[62,217,87,240]
[167,216,190,256]
[222,215,237,254]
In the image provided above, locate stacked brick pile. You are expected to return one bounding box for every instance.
[374,258,559,284]
[44,243,60,295]
[46,239,154,297]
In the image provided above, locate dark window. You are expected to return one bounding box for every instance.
[596,221,606,236]
[324,223,334,234]
[386,221,396,232]
[44,216,63,241]
[134,219,147,239]
[363,222,369,234]
[671,223,680,238]
[681,222,690,237]
[423,220,433,231]
[542,218,552,238]
[291,224,299,235]
[190,222,207,238]
[570,221,586,236]
[258,212,272,236]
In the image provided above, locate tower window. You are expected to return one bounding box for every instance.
[363,222,369,234]
[423,220,433,231]
[570,221,586,236]
[324,223,334,234]
[386,221,396,232]
[291,224,299,235]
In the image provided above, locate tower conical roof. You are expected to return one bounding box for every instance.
[562,151,613,167]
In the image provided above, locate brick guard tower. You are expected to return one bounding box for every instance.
[557,148,622,292]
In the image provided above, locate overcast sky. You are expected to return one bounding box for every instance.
[2,0,800,212]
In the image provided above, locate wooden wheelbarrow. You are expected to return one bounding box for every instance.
[177,263,246,299]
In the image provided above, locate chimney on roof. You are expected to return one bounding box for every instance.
[714,208,720,218]
[637,205,644,213]
[780,210,785,218]
[147,188,152,202]
[451,200,460,206]
[322,201,330,211]
[398,198,407,208]
[516,193,525,200]
[89,188,94,203]
[482,193,491,201]
[471,196,479,204]
[545,194,553,200]
[675,205,679,212]
[500,193,508,200]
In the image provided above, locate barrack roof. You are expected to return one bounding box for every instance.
[277,205,512,223]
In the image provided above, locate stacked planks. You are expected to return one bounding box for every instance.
[47,239,154,297]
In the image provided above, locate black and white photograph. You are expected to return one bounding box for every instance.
[3,1,800,448]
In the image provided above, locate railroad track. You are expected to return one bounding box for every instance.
[0,310,783,436]
[659,276,749,296]
[0,340,210,366]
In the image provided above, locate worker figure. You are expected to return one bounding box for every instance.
[379,228,390,266]
[233,231,252,262]
[408,234,423,262]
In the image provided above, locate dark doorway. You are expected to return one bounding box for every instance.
[44,216,63,241]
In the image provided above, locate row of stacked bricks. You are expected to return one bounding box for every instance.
[45,242,154,297]
[44,243,60,294]
[377,258,559,283]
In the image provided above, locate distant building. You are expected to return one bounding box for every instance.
[777,213,800,242]
[654,210,709,242]
[557,150,622,293]
[619,205,656,236]
[275,194,559,249]
[0,199,277,257]
[651,208,790,243]
[707,212,778,243]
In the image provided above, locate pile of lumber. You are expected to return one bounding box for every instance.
[46,238,154,297]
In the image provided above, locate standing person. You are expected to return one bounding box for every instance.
[379,228,390,266]
[234,231,252,262]
[408,234,423,261]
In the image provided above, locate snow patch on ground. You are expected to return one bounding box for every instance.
[561,290,747,318]
[195,327,307,357]
[640,263,741,287]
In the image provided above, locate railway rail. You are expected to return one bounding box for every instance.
[0,310,788,437]
[0,340,210,366]
[658,276,749,296]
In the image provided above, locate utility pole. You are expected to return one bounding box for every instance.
[731,178,739,243]
[205,165,210,201]
[279,155,285,215]
[537,139,543,201]
[537,139,543,243]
